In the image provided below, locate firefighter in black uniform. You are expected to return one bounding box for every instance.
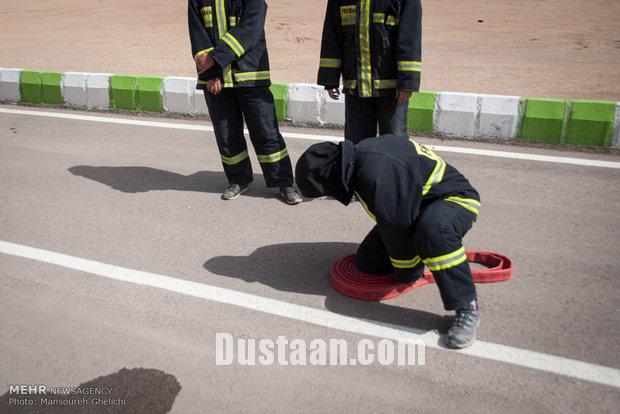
[188,0,302,204]
[295,135,482,349]
[318,0,422,143]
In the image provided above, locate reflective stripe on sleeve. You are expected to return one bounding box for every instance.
[423,247,467,271]
[373,79,397,89]
[257,148,289,164]
[222,32,245,57]
[445,197,481,215]
[385,15,400,26]
[233,71,270,83]
[372,12,385,23]
[194,47,214,59]
[320,58,342,69]
[343,79,358,89]
[398,61,422,72]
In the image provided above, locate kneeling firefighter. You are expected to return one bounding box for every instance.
[295,134,482,348]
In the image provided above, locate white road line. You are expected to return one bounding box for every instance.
[2,107,619,169]
[1,240,619,388]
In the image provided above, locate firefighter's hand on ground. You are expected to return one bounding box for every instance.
[326,88,340,100]
[196,53,215,74]
[396,90,412,105]
[207,78,222,95]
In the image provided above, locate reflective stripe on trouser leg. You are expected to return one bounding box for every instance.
[344,94,378,144]
[234,87,293,187]
[203,90,253,185]
[412,200,477,310]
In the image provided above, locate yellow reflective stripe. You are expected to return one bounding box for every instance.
[391,256,421,269]
[340,5,357,25]
[320,58,342,68]
[385,15,400,26]
[233,71,270,82]
[423,247,467,271]
[201,6,214,27]
[343,79,357,89]
[194,48,214,59]
[373,12,385,23]
[257,148,289,164]
[354,191,377,222]
[359,0,372,97]
[215,0,234,87]
[229,16,237,26]
[410,140,446,195]
[223,32,245,57]
[422,158,446,196]
[398,61,422,72]
[221,150,249,166]
[373,79,397,89]
[445,197,481,215]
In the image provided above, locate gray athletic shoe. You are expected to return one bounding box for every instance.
[445,308,480,349]
[221,183,250,200]
[279,186,302,205]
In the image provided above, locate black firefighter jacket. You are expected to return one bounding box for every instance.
[318,0,422,97]
[188,0,271,89]
[295,135,479,281]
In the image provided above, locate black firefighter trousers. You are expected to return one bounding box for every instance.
[204,86,294,188]
[356,200,478,311]
[344,94,409,144]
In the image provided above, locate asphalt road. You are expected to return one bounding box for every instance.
[1,104,619,413]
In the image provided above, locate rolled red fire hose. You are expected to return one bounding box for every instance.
[330,250,512,301]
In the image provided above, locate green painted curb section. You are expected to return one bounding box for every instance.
[270,83,288,121]
[110,75,137,110]
[20,70,63,104]
[566,100,616,147]
[408,91,436,133]
[519,98,566,144]
[136,76,164,112]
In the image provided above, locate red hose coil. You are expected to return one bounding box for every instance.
[330,250,512,301]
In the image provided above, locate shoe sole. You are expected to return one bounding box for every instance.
[221,186,250,200]
[279,193,302,205]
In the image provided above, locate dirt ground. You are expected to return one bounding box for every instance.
[1,0,619,100]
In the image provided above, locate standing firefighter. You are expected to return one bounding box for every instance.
[318,0,422,143]
[295,135,482,348]
[188,0,302,204]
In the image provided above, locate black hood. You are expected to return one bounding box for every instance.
[295,140,355,205]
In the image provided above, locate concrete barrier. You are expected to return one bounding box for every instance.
[287,83,324,125]
[164,76,195,114]
[323,90,345,126]
[519,98,566,144]
[62,72,88,107]
[86,73,111,109]
[7,68,620,149]
[408,91,436,133]
[136,76,164,112]
[110,75,137,110]
[435,92,478,136]
[0,68,22,102]
[478,94,521,138]
[270,83,289,122]
[614,103,620,149]
[566,100,616,147]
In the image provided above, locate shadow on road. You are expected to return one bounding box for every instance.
[0,367,181,413]
[203,242,449,333]
[68,165,274,199]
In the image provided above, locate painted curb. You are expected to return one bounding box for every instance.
[3,68,619,149]
[614,103,620,149]
[0,68,22,102]
[435,92,478,136]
